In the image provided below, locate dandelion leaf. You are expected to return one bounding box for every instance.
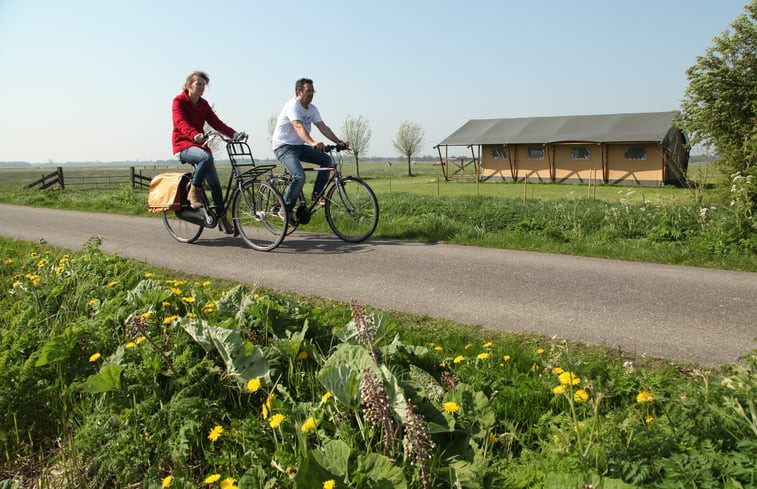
[79,364,123,394]
[357,452,407,489]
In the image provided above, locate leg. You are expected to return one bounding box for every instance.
[202,163,225,214]
[180,146,214,208]
[274,145,306,212]
[299,145,334,199]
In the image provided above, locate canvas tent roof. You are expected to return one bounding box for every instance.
[437,111,681,146]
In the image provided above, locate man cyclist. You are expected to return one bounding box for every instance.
[271,78,348,220]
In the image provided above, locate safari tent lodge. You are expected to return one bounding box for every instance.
[435,111,689,186]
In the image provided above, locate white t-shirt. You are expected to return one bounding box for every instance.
[271,97,323,150]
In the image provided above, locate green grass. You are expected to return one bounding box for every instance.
[1,237,755,488]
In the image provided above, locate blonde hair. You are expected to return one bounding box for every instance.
[183,71,209,91]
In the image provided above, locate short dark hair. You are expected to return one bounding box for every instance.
[295,78,314,94]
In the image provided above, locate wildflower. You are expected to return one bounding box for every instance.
[125,342,136,348]
[246,378,261,393]
[453,355,465,364]
[269,413,286,428]
[161,475,173,487]
[636,390,655,404]
[531,363,540,371]
[323,480,336,489]
[476,352,490,360]
[558,371,580,386]
[108,281,118,287]
[204,473,221,484]
[553,385,567,395]
[443,402,460,414]
[181,296,196,303]
[439,362,447,367]
[464,343,473,350]
[202,281,211,287]
[503,355,511,361]
[88,298,98,306]
[3,258,13,264]
[552,367,564,374]
[208,425,223,442]
[37,258,48,268]
[434,345,443,351]
[135,336,146,345]
[483,341,493,348]
[301,417,316,433]
[574,389,589,402]
[286,466,296,474]
[360,368,397,452]
[321,391,333,404]
[163,315,179,324]
[169,287,182,295]
[646,417,654,424]
[536,348,545,355]
[297,351,308,360]
[404,400,435,488]
[266,393,275,408]
[161,301,172,308]
[89,353,101,362]
[144,273,154,278]
[261,404,269,420]
[220,478,237,489]
[253,293,260,300]
[186,312,196,318]
[141,312,153,321]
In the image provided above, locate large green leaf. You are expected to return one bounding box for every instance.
[125,279,172,309]
[294,451,339,489]
[317,439,351,477]
[35,325,80,367]
[79,364,123,394]
[317,343,376,409]
[357,452,407,489]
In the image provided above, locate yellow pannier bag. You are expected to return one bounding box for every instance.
[147,173,189,213]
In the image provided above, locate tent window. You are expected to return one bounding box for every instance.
[527,147,544,160]
[624,145,647,160]
[491,146,508,159]
[570,146,591,160]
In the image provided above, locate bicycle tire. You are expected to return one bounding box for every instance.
[162,209,204,243]
[233,180,287,251]
[325,177,379,242]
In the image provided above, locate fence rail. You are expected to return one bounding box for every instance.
[26,167,152,191]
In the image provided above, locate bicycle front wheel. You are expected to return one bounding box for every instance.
[163,210,204,243]
[325,177,379,243]
[233,180,287,251]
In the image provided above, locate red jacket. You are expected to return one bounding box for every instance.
[171,91,235,154]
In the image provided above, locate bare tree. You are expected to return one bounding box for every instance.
[266,114,277,143]
[341,114,372,177]
[393,121,425,176]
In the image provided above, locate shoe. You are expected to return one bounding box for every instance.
[312,194,326,207]
[219,215,234,235]
[278,208,297,227]
[188,184,204,209]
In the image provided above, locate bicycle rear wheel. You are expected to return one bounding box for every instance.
[163,210,204,243]
[325,177,379,242]
[233,180,287,251]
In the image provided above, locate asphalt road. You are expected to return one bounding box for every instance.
[1,203,755,367]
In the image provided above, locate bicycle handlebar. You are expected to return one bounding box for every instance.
[324,142,349,153]
[205,131,248,143]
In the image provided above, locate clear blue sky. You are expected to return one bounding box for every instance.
[0,0,749,163]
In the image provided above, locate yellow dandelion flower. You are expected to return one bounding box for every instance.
[202,281,212,287]
[88,298,99,306]
[12,281,20,289]
[269,413,286,429]
[574,389,589,402]
[181,296,196,303]
[552,367,564,374]
[208,425,223,442]
[161,301,172,308]
[321,392,333,404]
[434,345,443,351]
[108,281,118,287]
[3,258,13,264]
[464,343,473,350]
[453,355,465,364]
[135,336,146,344]
[246,378,261,393]
[536,348,545,354]
[261,404,269,420]
[439,362,447,367]
[186,312,196,318]
[558,371,580,386]
[286,466,296,473]
[169,287,182,295]
[220,477,237,489]
[37,258,48,268]
[636,390,655,404]
[266,393,275,408]
[141,312,153,320]
[297,351,308,360]
[89,353,101,362]
[301,417,316,433]
[163,315,178,325]
[483,341,493,348]
[476,352,490,360]
[144,273,154,278]
[323,480,336,489]
[125,342,136,348]
[204,473,221,484]
[161,475,173,487]
[646,416,654,424]
[488,432,498,445]
[443,402,460,414]
[503,355,511,361]
[253,293,260,300]
[553,384,567,395]
[531,363,540,371]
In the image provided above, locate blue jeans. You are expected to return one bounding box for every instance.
[274,144,334,211]
[179,146,224,213]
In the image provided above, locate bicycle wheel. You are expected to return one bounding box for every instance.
[162,210,204,243]
[233,180,287,251]
[325,177,379,243]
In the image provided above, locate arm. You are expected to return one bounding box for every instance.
[314,121,344,145]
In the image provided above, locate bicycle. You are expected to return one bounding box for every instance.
[271,144,379,243]
[162,132,288,251]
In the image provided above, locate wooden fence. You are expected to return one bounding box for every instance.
[26,167,152,191]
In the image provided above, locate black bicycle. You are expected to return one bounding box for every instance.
[162,133,288,251]
[271,144,379,243]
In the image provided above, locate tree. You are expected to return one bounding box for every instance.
[678,0,757,176]
[392,121,425,176]
[266,114,277,143]
[341,115,372,177]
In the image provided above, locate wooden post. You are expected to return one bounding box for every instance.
[130,167,136,189]
[57,167,64,190]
